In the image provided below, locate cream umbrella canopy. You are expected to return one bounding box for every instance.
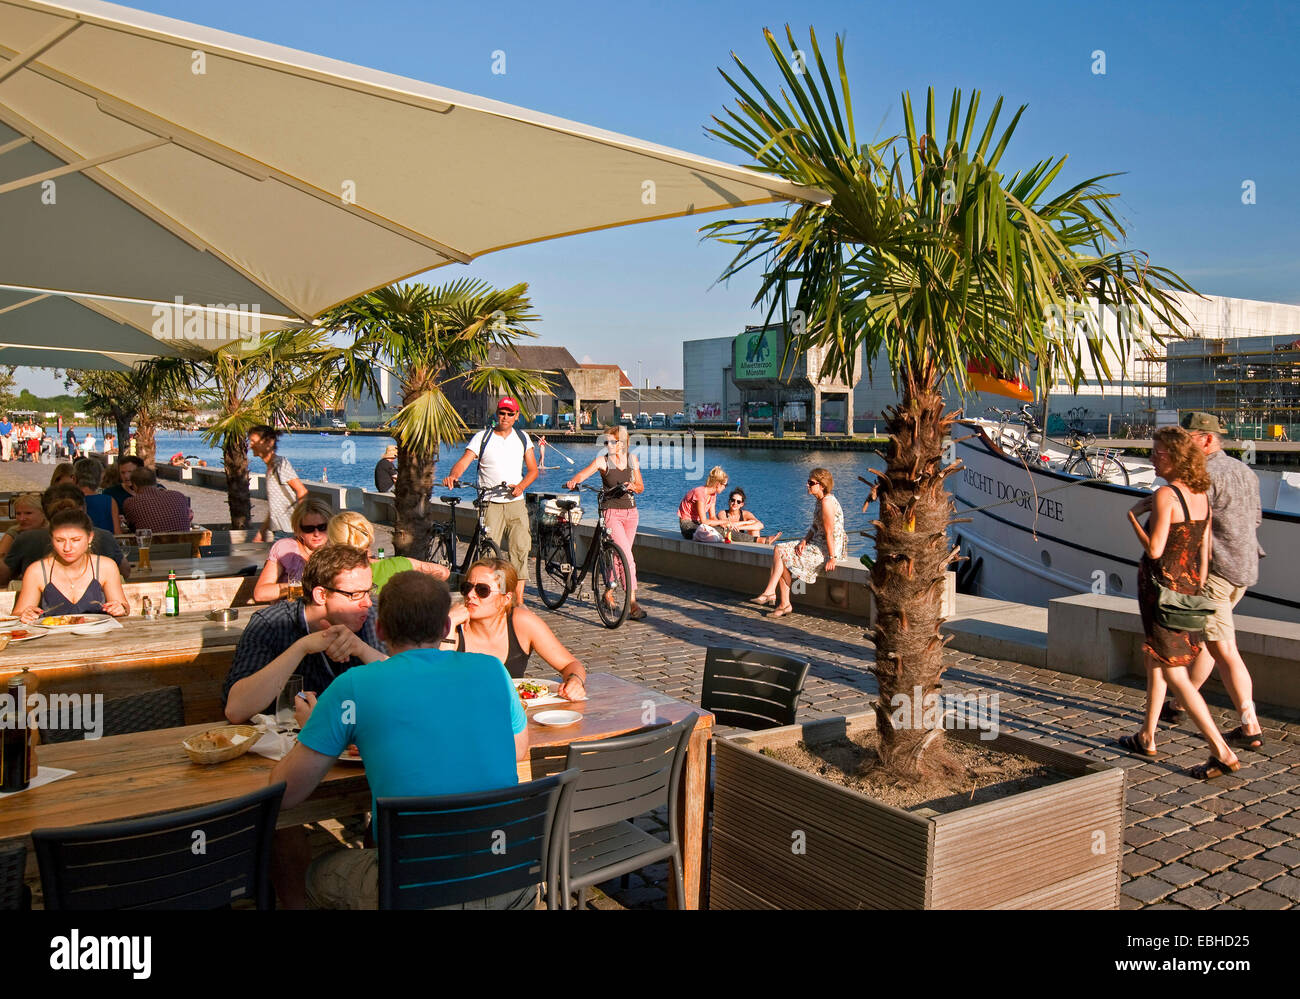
[0,0,827,342]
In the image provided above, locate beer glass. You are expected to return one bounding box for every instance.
[136,529,152,570]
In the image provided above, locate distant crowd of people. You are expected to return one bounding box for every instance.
[0,416,144,464]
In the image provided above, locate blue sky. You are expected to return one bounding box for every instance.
[20,0,1299,395]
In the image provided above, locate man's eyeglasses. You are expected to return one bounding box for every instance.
[460,582,497,599]
[323,585,375,602]
[299,523,327,534]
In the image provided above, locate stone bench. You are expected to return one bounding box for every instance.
[1047,593,1300,712]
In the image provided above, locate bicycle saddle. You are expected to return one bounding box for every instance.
[555,499,578,510]
[439,495,461,505]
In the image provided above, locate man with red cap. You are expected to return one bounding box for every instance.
[443,397,538,603]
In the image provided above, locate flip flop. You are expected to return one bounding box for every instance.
[1225,726,1265,751]
[1118,733,1158,758]
[1159,701,1184,725]
[1190,755,1240,780]
[628,607,648,621]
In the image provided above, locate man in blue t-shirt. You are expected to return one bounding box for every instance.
[271,570,530,909]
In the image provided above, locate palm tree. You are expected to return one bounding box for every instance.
[195,327,369,528]
[703,28,1197,778]
[66,358,200,467]
[320,280,551,558]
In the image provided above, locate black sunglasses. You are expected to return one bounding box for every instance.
[299,523,327,534]
[460,581,497,599]
[806,479,817,486]
[496,409,516,417]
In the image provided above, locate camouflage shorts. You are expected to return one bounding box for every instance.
[306,847,538,910]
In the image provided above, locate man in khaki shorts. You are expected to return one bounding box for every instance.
[1164,413,1265,748]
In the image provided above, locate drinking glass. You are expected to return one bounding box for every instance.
[136,529,152,570]
[276,675,303,731]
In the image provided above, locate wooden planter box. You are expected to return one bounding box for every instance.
[709,712,1124,909]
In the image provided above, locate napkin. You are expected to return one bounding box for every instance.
[0,766,75,798]
[247,714,297,761]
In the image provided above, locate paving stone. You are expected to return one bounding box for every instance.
[1182,850,1236,874]
[1227,890,1291,910]
[1262,875,1300,902]
[1268,816,1300,836]
[1139,816,1192,834]
[1199,871,1261,895]
[1215,839,1266,860]
[1261,845,1300,868]
[1123,876,1175,903]
[1123,854,1163,877]
[1136,841,1191,864]
[1150,862,1206,888]
[1169,806,1217,825]
[1168,830,1219,851]
[1124,826,1164,849]
[1241,827,1291,848]
[1232,858,1288,881]
[1170,885,1227,909]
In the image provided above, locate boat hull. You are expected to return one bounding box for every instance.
[949,426,1300,623]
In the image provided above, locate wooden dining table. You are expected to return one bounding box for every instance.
[1,673,715,909]
[127,554,261,583]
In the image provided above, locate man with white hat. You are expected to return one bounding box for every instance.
[374,444,399,493]
[442,397,537,603]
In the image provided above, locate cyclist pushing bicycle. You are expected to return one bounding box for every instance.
[442,397,538,605]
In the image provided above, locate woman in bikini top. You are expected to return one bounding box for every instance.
[448,558,587,700]
[13,509,129,623]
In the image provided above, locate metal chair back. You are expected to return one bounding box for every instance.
[33,783,284,910]
[39,685,185,744]
[701,647,809,730]
[376,769,577,910]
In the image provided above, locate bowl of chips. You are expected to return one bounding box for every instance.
[182,725,260,765]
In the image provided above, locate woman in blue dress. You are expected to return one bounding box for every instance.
[13,510,130,622]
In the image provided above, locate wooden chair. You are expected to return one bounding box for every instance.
[0,842,31,911]
[551,713,698,910]
[375,770,577,910]
[34,783,284,910]
[40,686,185,745]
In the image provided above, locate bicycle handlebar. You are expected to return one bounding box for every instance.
[450,480,516,500]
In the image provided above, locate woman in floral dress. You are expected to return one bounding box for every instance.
[751,467,846,617]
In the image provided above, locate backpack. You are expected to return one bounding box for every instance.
[476,423,530,466]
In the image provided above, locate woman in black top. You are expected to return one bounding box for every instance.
[719,487,782,544]
[446,558,587,699]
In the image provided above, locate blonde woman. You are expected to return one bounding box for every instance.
[677,465,730,541]
[252,497,334,602]
[752,467,847,617]
[48,462,75,488]
[448,558,586,699]
[326,511,450,594]
[565,425,647,619]
[0,493,45,564]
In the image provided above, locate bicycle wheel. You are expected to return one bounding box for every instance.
[534,528,572,609]
[1064,455,1098,479]
[425,531,454,569]
[593,540,631,628]
[466,533,504,568]
[1092,453,1131,486]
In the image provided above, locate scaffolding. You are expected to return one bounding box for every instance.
[1162,335,1300,439]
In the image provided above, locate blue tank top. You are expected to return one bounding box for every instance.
[40,556,106,614]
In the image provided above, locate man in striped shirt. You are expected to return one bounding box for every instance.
[122,466,194,532]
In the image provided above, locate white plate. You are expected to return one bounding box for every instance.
[338,748,364,764]
[1,626,48,644]
[514,678,566,707]
[36,613,112,631]
[531,710,582,727]
[71,620,119,635]
[0,616,19,628]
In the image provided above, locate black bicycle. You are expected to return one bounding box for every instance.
[425,480,512,578]
[988,405,1130,485]
[534,484,631,628]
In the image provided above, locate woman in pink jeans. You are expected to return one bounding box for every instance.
[566,425,646,620]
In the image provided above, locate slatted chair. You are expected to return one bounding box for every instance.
[33,783,284,910]
[376,769,578,910]
[701,647,810,730]
[0,842,31,911]
[551,713,698,910]
[39,685,185,745]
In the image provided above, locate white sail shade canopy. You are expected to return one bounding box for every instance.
[0,0,827,368]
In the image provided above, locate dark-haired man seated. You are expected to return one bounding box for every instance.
[223,545,386,725]
[270,570,531,910]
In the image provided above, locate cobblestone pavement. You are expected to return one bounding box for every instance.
[534,569,1300,910]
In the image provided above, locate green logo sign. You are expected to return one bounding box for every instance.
[733,328,784,381]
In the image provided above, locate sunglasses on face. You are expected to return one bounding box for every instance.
[299,523,327,534]
[730,498,744,505]
[807,480,817,487]
[323,585,375,602]
[460,582,497,599]
[497,410,515,418]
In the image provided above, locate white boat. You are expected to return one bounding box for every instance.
[947,421,1300,623]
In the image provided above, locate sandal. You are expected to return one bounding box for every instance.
[769,605,794,618]
[750,594,776,606]
[1225,726,1265,751]
[1159,701,1184,725]
[759,532,783,545]
[1118,732,1158,758]
[628,607,648,621]
[1189,754,1240,780]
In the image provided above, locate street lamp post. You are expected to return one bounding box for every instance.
[637,360,643,422]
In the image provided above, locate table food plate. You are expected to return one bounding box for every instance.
[0,615,19,628]
[514,678,566,707]
[3,626,48,644]
[37,613,113,631]
[531,709,582,728]
[338,744,364,764]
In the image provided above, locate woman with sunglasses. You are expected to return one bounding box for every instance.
[719,487,783,545]
[253,497,334,602]
[326,511,450,594]
[751,468,847,617]
[447,558,587,700]
[565,425,647,620]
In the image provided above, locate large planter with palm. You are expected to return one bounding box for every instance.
[700,28,1196,907]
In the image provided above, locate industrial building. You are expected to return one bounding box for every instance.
[1166,335,1300,439]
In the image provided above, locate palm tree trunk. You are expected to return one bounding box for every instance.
[868,368,964,779]
[392,442,438,558]
[136,417,158,469]
[114,412,132,455]
[223,433,252,529]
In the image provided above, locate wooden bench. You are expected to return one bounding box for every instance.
[1047,593,1300,711]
